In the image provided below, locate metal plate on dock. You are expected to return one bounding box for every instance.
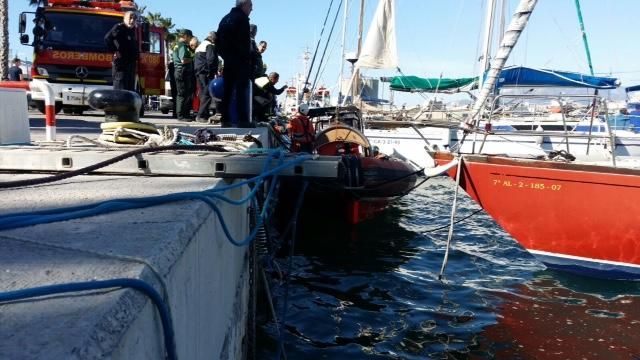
[0,146,341,179]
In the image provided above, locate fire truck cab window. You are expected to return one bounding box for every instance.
[42,12,120,51]
[149,32,161,54]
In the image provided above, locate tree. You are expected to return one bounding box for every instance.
[143,12,178,57]
[0,0,8,80]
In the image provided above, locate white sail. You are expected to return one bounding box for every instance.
[356,0,398,69]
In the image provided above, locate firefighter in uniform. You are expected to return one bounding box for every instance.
[173,29,195,121]
[104,11,138,91]
[287,103,315,153]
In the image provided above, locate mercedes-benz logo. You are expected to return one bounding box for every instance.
[75,66,89,79]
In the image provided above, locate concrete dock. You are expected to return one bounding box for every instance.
[0,102,343,359]
[0,110,257,359]
[0,172,251,359]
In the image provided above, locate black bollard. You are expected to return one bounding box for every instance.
[88,89,142,123]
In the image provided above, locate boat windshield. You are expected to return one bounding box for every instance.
[572,124,607,133]
[627,102,640,112]
[39,12,122,52]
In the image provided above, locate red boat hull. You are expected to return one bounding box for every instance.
[434,152,640,279]
[293,154,417,225]
[345,156,417,224]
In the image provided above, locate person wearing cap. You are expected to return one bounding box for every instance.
[194,31,220,122]
[104,11,138,91]
[287,103,315,153]
[217,0,253,127]
[173,28,195,121]
[8,58,24,81]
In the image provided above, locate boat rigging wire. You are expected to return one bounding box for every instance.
[310,0,344,95]
[422,208,484,233]
[303,0,339,92]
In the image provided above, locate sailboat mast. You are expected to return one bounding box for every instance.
[465,0,538,128]
[338,0,350,103]
[478,0,497,90]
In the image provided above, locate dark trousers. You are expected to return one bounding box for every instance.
[197,74,213,119]
[221,69,251,127]
[112,61,136,91]
[175,67,195,119]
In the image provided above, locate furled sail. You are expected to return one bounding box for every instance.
[386,76,478,92]
[356,0,398,69]
[497,66,618,89]
[464,0,538,128]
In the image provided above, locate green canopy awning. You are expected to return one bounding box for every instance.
[388,76,478,92]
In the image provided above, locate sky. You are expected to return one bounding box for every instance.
[8,0,640,104]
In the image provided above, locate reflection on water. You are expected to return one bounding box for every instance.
[258,177,640,359]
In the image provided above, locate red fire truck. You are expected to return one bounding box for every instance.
[18,0,166,116]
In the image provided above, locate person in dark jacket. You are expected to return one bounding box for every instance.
[253,40,267,78]
[104,11,138,91]
[194,31,219,122]
[217,0,253,128]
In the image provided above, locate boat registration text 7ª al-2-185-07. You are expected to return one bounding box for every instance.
[492,178,562,191]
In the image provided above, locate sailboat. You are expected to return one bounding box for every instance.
[431,0,640,280]
[357,0,640,173]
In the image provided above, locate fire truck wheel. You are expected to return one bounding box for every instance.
[35,101,62,115]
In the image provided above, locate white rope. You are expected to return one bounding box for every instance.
[439,156,464,280]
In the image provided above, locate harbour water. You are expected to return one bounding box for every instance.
[258,176,640,359]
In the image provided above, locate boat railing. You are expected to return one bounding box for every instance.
[485,93,617,166]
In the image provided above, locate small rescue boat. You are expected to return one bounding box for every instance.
[305,106,418,224]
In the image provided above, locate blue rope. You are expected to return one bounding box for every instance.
[0,278,177,360]
[0,153,313,248]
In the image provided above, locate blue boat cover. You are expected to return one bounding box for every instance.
[625,85,640,93]
[496,66,619,89]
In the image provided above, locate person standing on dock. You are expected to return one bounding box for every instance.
[104,11,138,91]
[173,29,196,121]
[217,0,254,128]
[194,31,219,122]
